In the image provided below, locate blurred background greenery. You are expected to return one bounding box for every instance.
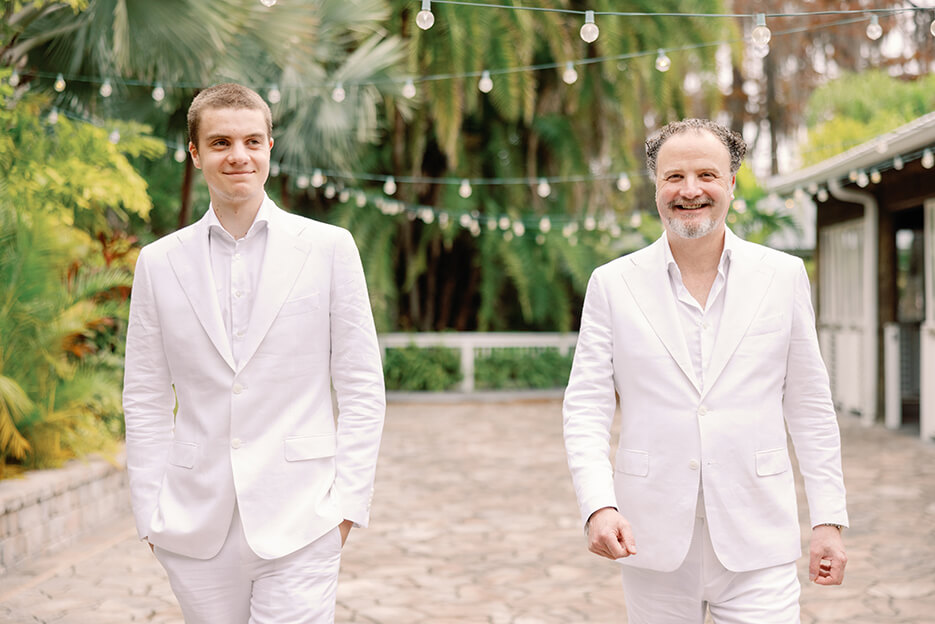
[2,0,933,473]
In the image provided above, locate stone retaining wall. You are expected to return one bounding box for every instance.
[0,454,129,573]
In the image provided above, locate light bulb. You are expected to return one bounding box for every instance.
[296,175,310,189]
[848,169,858,182]
[512,221,525,236]
[580,10,599,43]
[99,79,113,98]
[311,169,325,188]
[655,50,671,72]
[324,184,336,199]
[866,15,883,41]
[458,179,472,198]
[629,211,642,228]
[930,18,935,37]
[383,176,397,195]
[923,148,934,169]
[487,218,497,231]
[733,199,748,213]
[562,61,578,85]
[616,172,631,192]
[174,147,186,163]
[109,129,120,144]
[856,170,869,188]
[270,162,280,177]
[870,169,881,184]
[47,108,59,125]
[260,0,277,7]
[498,216,510,230]
[893,155,905,170]
[152,83,165,102]
[331,83,346,103]
[539,216,552,233]
[752,43,770,59]
[478,70,493,93]
[536,178,551,198]
[817,188,829,202]
[402,79,416,99]
[54,73,66,92]
[356,192,367,207]
[584,216,596,231]
[9,70,19,87]
[416,0,435,30]
[751,13,771,46]
[267,85,281,104]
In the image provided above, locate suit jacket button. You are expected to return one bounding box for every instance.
[233,383,244,394]
[231,438,242,449]
[689,460,699,470]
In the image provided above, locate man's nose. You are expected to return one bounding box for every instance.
[227,142,248,162]
[679,177,703,197]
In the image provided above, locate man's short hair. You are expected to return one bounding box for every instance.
[187,83,272,147]
[645,119,746,177]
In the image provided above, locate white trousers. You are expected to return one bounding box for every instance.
[153,508,342,624]
[620,515,800,624]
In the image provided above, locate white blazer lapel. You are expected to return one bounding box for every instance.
[167,213,236,371]
[702,233,775,398]
[621,238,702,394]
[237,206,312,372]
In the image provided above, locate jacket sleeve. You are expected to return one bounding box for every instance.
[122,247,177,541]
[563,269,620,528]
[328,229,386,528]
[782,260,849,529]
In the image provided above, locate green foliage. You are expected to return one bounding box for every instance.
[802,71,935,165]
[383,345,462,391]
[474,347,574,390]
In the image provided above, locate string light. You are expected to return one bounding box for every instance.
[580,10,599,43]
[271,162,280,176]
[923,148,935,169]
[616,172,632,191]
[562,62,578,85]
[751,13,771,45]
[866,15,883,40]
[402,79,417,99]
[856,170,869,187]
[152,83,165,102]
[538,216,552,233]
[331,82,346,102]
[536,178,551,197]
[324,184,336,199]
[816,188,829,202]
[654,49,672,72]
[869,168,881,184]
[108,129,120,144]
[931,17,935,37]
[311,169,325,188]
[54,73,66,92]
[267,85,281,104]
[478,70,493,93]
[416,0,435,30]
[9,70,19,87]
[458,178,472,198]
[259,0,277,7]
[47,107,59,125]
[383,176,397,195]
[174,147,186,163]
[99,79,112,98]
[893,155,904,170]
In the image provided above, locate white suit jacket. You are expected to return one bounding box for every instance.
[123,197,385,560]
[563,230,848,573]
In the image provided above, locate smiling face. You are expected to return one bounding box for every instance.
[654,129,735,241]
[189,106,272,213]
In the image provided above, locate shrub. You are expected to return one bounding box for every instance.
[383,346,462,391]
[474,347,574,390]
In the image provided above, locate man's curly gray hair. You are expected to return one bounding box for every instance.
[645,119,747,177]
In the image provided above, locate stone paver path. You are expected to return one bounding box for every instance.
[1,399,933,622]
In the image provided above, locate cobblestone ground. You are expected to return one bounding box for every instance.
[1,398,933,623]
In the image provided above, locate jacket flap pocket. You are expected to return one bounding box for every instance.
[616,449,649,477]
[755,448,791,476]
[279,292,321,318]
[168,441,197,469]
[284,434,337,461]
[746,313,784,337]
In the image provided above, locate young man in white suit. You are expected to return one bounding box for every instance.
[123,83,385,623]
[563,119,847,622]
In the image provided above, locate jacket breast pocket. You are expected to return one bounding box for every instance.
[746,313,784,337]
[284,434,337,461]
[755,448,791,476]
[615,449,649,477]
[168,441,197,469]
[279,292,321,318]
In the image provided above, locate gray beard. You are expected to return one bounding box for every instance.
[664,212,719,239]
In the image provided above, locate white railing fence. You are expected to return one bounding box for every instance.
[378,332,578,392]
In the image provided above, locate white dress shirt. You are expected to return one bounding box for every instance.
[206,201,270,367]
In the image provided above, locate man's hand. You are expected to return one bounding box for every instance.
[586,507,637,560]
[339,519,353,547]
[809,525,847,585]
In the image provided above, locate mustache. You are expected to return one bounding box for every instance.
[666,196,714,210]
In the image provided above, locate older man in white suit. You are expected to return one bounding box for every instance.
[123,83,385,623]
[563,119,847,622]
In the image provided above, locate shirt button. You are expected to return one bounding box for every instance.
[689,460,700,470]
[235,330,245,338]
[232,383,244,394]
[231,438,242,449]
[697,406,708,417]
[233,253,242,261]
[234,290,243,298]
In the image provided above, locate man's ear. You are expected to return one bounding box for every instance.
[269,137,274,150]
[189,142,202,169]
